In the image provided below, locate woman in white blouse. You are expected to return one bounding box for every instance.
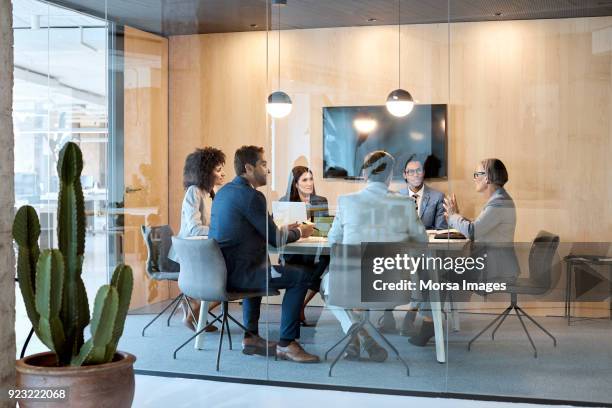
[174,147,226,331]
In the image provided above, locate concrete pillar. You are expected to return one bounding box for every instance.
[0,0,16,407]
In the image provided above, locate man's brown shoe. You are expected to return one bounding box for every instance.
[242,335,277,356]
[276,341,320,363]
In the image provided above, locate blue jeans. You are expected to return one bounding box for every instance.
[238,264,310,341]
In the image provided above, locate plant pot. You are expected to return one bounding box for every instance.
[16,351,136,408]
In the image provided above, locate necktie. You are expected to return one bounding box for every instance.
[413,194,419,213]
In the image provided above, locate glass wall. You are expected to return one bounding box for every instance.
[12,0,109,355]
[15,0,612,405]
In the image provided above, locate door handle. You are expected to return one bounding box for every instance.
[125,186,143,194]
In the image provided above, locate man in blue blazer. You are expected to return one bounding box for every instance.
[398,156,447,230]
[209,146,320,363]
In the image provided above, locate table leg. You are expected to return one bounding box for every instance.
[194,300,209,350]
[609,266,612,320]
[430,266,446,363]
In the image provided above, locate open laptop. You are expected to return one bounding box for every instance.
[271,201,308,227]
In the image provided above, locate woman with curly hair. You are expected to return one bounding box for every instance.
[173,147,226,331]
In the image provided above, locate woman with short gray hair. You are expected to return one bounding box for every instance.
[443,158,519,282]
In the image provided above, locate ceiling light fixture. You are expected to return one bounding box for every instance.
[385,0,414,117]
[266,0,292,118]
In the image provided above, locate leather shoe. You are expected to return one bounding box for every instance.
[359,332,388,362]
[399,310,417,337]
[242,335,277,356]
[376,311,398,334]
[276,341,320,363]
[344,336,360,360]
[409,320,435,347]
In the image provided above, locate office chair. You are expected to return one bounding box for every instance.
[324,244,411,377]
[468,231,560,358]
[140,225,198,336]
[171,237,280,371]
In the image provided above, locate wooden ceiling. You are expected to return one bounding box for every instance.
[48,0,612,36]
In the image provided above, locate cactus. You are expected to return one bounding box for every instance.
[12,206,41,329]
[35,250,68,363]
[71,285,118,366]
[13,142,133,367]
[105,264,134,362]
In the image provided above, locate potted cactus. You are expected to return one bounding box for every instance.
[13,142,135,408]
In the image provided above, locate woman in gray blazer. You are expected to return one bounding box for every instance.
[444,158,519,284]
[280,166,329,326]
[173,147,226,331]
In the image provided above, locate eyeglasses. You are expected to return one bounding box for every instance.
[404,168,423,176]
[473,171,486,179]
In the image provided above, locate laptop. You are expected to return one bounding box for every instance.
[271,201,308,227]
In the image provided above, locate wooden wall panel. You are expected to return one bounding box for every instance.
[169,19,612,245]
[123,27,170,309]
[169,19,612,313]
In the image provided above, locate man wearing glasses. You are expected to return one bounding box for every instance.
[399,156,447,230]
[377,155,447,339]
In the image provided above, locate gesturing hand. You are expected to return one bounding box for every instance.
[443,194,459,218]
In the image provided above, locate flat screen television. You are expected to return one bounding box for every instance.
[322,104,447,180]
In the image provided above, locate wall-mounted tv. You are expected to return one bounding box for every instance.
[322,104,447,180]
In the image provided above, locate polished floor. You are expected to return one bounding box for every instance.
[121,302,612,406]
[132,374,571,408]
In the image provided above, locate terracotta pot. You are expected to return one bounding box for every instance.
[16,351,136,408]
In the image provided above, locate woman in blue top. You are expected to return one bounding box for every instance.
[280,166,329,326]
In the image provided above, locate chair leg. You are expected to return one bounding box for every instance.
[227,313,250,333]
[491,306,513,340]
[142,294,182,336]
[173,314,223,359]
[514,307,538,358]
[516,306,557,347]
[222,302,232,350]
[216,312,227,372]
[166,294,184,326]
[328,324,361,377]
[324,323,359,361]
[20,327,35,359]
[184,297,198,324]
[366,320,410,376]
[467,306,512,351]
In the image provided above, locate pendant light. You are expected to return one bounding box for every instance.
[386,0,414,117]
[266,0,292,118]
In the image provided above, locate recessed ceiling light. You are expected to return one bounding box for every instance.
[367,18,377,22]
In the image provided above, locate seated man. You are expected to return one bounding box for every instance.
[323,150,428,361]
[379,154,447,339]
[209,145,319,363]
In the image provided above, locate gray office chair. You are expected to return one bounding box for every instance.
[324,244,412,377]
[468,231,560,358]
[140,225,198,336]
[171,237,279,371]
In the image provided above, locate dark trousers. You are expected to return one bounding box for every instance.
[240,264,310,341]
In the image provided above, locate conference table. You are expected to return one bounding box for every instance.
[193,232,469,364]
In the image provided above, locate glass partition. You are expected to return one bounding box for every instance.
[445,5,612,404]
[263,0,452,393]
[12,0,109,356]
[18,0,611,404]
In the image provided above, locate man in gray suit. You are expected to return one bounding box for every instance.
[398,156,447,230]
